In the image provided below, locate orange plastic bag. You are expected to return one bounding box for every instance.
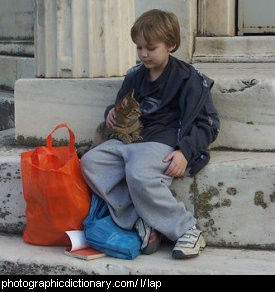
[21,124,91,246]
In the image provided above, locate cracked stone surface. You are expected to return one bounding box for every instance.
[1,234,275,275]
[0,128,16,148]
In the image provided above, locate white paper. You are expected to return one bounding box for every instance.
[65,230,89,251]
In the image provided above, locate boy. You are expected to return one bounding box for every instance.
[81,9,220,259]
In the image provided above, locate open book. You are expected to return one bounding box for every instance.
[65,230,106,260]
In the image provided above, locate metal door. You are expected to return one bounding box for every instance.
[238,0,275,35]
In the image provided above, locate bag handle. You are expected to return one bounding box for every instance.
[46,124,75,152]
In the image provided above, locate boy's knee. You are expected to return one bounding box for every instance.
[80,155,88,173]
[80,149,94,171]
[126,166,139,183]
[126,165,148,187]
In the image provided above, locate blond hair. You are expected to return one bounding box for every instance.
[131,9,180,53]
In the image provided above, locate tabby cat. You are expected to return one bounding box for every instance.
[77,90,143,158]
[111,90,143,144]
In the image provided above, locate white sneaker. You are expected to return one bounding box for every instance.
[172,227,206,259]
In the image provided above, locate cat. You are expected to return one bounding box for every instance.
[111,89,143,144]
[77,90,143,158]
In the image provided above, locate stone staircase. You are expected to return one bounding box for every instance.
[0,63,275,274]
[0,90,14,131]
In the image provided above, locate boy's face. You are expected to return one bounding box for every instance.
[135,35,175,73]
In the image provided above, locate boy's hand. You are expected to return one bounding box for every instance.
[163,150,188,177]
[106,108,116,128]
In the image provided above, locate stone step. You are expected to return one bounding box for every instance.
[14,64,275,150]
[0,128,16,148]
[0,234,275,275]
[0,41,34,58]
[0,55,35,90]
[1,148,275,249]
[193,63,275,151]
[0,145,29,234]
[173,151,275,249]
[193,36,275,63]
[0,90,14,130]
[14,78,123,146]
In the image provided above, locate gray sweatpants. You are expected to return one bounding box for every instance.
[80,139,196,241]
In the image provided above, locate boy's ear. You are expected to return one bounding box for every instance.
[168,44,176,53]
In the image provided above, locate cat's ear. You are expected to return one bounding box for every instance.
[117,95,127,109]
[116,97,124,109]
[122,96,128,108]
[125,90,134,100]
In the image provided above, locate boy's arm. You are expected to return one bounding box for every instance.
[164,94,219,177]
[104,104,115,120]
[177,95,220,162]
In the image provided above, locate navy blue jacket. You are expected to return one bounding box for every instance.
[105,55,220,176]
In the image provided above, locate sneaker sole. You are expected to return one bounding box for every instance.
[141,231,161,255]
[172,234,206,259]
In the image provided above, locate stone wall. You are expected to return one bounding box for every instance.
[35,0,136,78]
[0,0,34,56]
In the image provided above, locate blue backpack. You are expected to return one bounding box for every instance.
[83,195,141,260]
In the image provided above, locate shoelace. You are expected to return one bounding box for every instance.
[175,229,200,247]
